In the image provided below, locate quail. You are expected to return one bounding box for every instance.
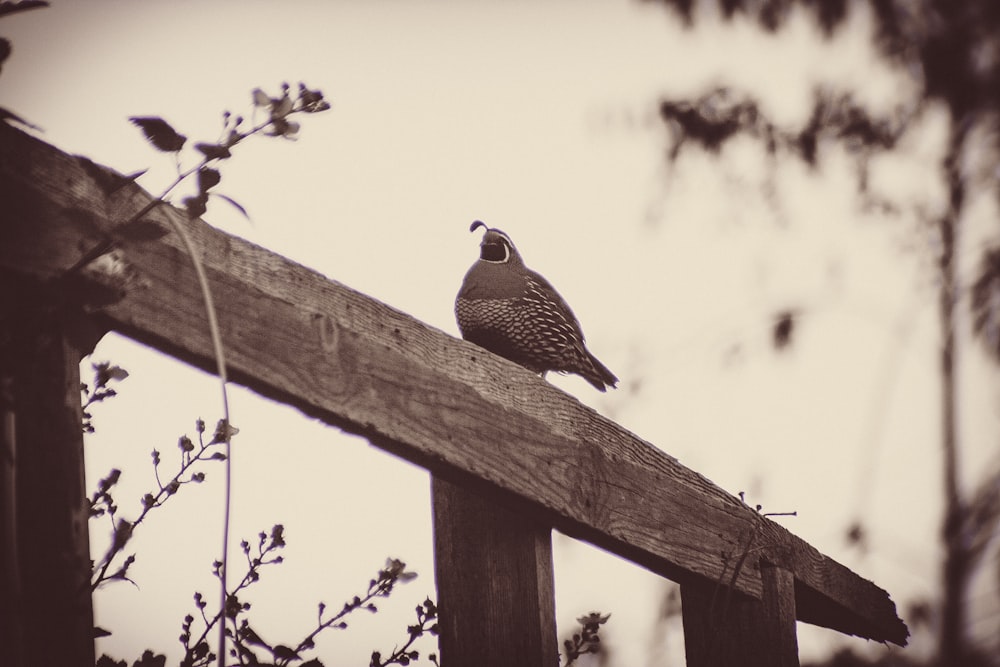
[456,220,618,391]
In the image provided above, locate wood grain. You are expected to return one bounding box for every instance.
[681,563,799,667]
[0,291,95,667]
[0,123,908,646]
[432,477,557,667]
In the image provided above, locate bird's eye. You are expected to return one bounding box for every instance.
[480,240,509,262]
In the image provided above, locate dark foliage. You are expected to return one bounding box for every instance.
[0,0,48,19]
[87,420,434,667]
[659,87,900,167]
[651,0,1000,360]
[971,247,1000,360]
[96,649,166,667]
[89,417,230,591]
[81,361,128,433]
[645,1,1000,664]
[129,117,188,153]
[771,310,796,350]
[563,612,611,664]
[124,82,329,222]
[649,0,1000,193]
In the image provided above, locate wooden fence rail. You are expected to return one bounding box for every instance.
[0,123,907,666]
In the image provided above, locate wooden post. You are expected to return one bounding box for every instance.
[0,287,95,667]
[681,562,799,667]
[431,476,557,667]
[1,371,25,667]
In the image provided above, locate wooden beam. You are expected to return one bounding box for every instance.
[681,563,799,667]
[0,281,95,667]
[0,123,908,646]
[432,476,557,666]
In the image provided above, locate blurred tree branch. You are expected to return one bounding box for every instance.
[644,0,1000,662]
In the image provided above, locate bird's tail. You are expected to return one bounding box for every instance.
[583,351,618,392]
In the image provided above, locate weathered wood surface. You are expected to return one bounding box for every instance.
[682,563,800,667]
[0,123,908,646]
[432,477,557,666]
[0,288,95,667]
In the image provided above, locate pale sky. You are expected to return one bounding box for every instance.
[4,1,998,665]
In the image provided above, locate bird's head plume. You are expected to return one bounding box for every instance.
[470,220,522,266]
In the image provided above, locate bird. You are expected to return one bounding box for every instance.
[455,220,618,391]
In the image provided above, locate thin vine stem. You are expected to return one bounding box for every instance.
[162,215,232,667]
[68,85,327,667]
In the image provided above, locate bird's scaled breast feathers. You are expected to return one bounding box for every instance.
[454,296,587,374]
[456,291,585,352]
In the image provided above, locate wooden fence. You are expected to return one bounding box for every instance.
[0,123,908,666]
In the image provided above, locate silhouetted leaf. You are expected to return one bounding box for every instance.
[813,0,848,35]
[0,1,50,19]
[576,612,611,626]
[110,169,149,194]
[117,219,168,242]
[209,419,239,444]
[252,88,271,107]
[132,650,166,667]
[93,626,112,638]
[233,642,259,663]
[298,83,330,112]
[129,116,187,153]
[76,158,145,195]
[223,128,243,147]
[845,520,867,549]
[183,193,207,219]
[273,93,293,119]
[96,655,125,667]
[0,105,40,130]
[197,166,222,192]
[109,519,132,552]
[772,310,795,350]
[659,90,762,157]
[93,364,129,387]
[195,142,231,161]
[240,625,271,649]
[96,467,121,490]
[268,116,300,139]
[273,646,300,661]
[213,193,251,221]
[971,247,1000,362]
[191,642,209,660]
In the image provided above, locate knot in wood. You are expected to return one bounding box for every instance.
[315,313,340,353]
